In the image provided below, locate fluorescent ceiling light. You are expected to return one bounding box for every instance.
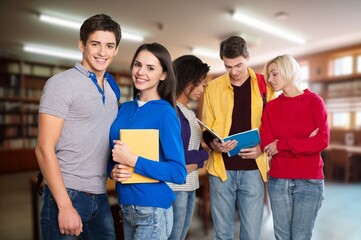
[39,13,144,42]
[122,32,144,42]
[23,44,82,60]
[39,14,80,29]
[231,12,306,45]
[192,47,219,59]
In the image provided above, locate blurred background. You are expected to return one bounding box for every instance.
[1,0,361,239]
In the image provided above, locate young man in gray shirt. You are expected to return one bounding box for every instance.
[35,14,121,239]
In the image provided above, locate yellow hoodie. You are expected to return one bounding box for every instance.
[202,68,275,182]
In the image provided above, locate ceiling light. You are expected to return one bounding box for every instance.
[122,32,144,42]
[23,44,82,60]
[39,14,80,29]
[39,13,144,42]
[231,11,306,45]
[191,47,219,59]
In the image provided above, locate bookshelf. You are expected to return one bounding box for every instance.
[114,72,133,103]
[0,58,132,173]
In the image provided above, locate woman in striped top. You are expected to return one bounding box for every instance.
[168,55,210,240]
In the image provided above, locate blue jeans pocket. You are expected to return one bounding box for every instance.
[304,179,323,184]
[65,188,78,200]
[121,205,173,240]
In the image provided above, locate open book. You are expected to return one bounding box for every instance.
[197,119,260,157]
[120,129,159,184]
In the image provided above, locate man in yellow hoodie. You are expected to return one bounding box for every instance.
[201,36,275,240]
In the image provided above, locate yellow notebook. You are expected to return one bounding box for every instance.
[120,129,159,184]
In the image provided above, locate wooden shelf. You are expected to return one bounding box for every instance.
[113,72,133,102]
[0,148,38,173]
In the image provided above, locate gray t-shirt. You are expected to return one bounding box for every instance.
[39,62,118,194]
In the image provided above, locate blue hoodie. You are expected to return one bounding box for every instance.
[108,97,187,208]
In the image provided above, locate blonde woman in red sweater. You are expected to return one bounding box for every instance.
[260,54,330,240]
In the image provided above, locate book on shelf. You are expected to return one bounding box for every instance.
[197,119,260,157]
[119,129,159,184]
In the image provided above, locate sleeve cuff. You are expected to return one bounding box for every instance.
[277,140,289,152]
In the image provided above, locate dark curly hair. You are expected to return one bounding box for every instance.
[173,55,210,97]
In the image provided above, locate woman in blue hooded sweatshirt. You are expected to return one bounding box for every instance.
[108,43,187,240]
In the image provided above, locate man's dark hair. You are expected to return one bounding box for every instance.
[219,36,249,60]
[80,14,121,47]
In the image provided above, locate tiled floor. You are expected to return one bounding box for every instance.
[0,171,360,240]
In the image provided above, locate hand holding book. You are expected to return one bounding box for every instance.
[111,163,133,182]
[112,140,138,167]
[211,138,238,154]
[197,119,261,157]
[238,145,263,159]
[114,129,160,184]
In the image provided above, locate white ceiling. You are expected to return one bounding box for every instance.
[1,0,361,74]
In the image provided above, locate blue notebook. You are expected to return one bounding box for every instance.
[197,119,260,157]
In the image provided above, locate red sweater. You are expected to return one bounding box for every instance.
[260,89,329,179]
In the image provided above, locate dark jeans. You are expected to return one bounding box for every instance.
[40,185,116,240]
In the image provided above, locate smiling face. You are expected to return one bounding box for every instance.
[131,49,167,101]
[267,62,287,91]
[79,30,118,78]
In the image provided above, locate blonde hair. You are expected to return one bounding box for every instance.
[263,54,301,85]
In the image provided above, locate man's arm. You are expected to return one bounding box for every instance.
[35,113,83,236]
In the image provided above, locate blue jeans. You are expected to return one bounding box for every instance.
[268,177,324,240]
[209,170,264,240]
[169,191,196,240]
[40,185,116,240]
[121,204,173,240]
